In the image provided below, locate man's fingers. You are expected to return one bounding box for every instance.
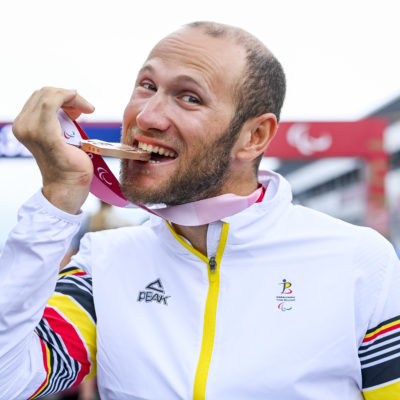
[26,87,93,120]
[14,87,78,130]
[15,89,42,117]
[62,92,95,120]
[38,87,78,114]
[13,87,94,145]
[63,92,95,113]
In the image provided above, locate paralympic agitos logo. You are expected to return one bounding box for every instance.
[63,129,76,139]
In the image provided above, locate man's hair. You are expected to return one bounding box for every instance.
[185,21,286,170]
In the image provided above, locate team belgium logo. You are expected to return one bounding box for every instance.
[280,279,293,294]
[276,279,295,311]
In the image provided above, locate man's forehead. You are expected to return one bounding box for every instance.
[144,28,246,89]
[149,28,242,59]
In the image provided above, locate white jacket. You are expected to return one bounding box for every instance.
[1,171,400,400]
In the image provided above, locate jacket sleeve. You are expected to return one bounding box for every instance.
[0,191,96,400]
[358,239,400,399]
[29,266,97,399]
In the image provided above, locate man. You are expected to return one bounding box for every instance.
[1,21,399,400]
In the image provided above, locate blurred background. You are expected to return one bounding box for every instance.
[1,0,400,252]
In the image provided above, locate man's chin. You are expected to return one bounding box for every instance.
[121,185,161,205]
[121,181,198,206]
[120,162,175,203]
[120,175,180,205]
[120,170,228,206]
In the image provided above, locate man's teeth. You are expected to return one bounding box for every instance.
[137,141,176,158]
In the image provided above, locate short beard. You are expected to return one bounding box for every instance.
[120,121,240,206]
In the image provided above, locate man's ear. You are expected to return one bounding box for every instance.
[233,113,278,162]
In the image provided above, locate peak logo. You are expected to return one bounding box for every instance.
[137,279,170,306]
[287,123,332,156]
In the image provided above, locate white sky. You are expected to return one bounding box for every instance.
[1,0,400,123]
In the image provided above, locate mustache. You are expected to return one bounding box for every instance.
[122,126,164,141]
[122,126,150,144]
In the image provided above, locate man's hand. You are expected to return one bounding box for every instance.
[13,87,95,214]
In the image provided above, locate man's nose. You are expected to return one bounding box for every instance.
[136,93,171,133]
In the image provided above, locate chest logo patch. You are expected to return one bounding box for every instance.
[137,279,171,306]
[276,279,296,311]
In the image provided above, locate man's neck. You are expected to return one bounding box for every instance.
[172,223,209,256]
[169,178,260,256]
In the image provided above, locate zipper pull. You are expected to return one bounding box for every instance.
[209,256,217,273]
[209,257,217,282]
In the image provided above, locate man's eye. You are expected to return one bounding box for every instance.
[182,95,201,104]
[142,81,157,91]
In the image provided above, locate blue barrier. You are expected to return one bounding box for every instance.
[0,122,122,157]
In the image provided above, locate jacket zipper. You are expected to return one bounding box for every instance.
[192,256,219,400]
[193,225,229,400]
[165,221,229,400]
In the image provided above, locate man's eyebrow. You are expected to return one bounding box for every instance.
[137,64,208,91]
[174,74,208,91]
[137,64,155,76]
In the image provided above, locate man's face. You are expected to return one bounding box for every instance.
[120,28,246,205]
